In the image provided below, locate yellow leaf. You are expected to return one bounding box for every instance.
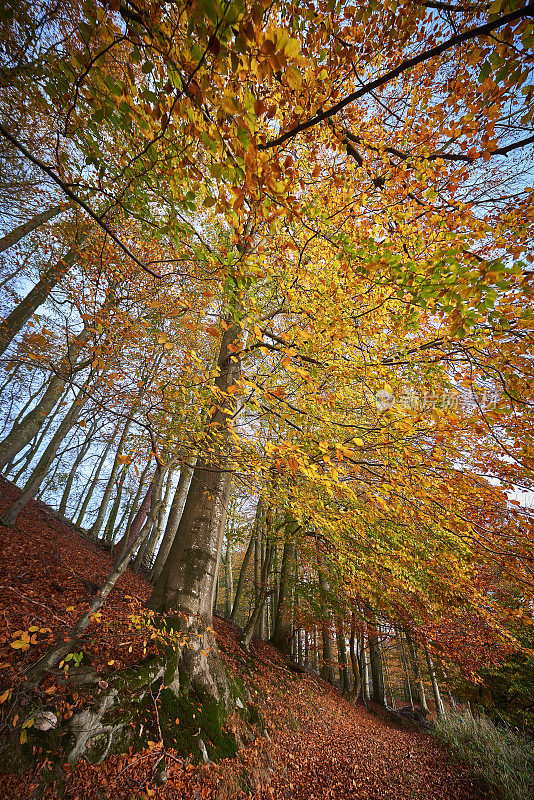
[354,438,364,447]
[0,689,11,703]
[19,730,27,744]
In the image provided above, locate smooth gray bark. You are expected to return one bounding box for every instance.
[149,457,194,583]
[0,204,64,254]
[91,417,133,539]
[0,382,90,525]
[270,516,297,657]
[0,231,86,358]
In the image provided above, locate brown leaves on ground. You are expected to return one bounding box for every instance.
[0,478,488,799]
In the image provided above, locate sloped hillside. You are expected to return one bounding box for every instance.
[0,479,487,799]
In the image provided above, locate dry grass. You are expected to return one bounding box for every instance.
[436,709,534,800]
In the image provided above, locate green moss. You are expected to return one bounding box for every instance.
[157,687,238,763]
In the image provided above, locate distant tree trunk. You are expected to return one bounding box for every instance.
[270,515,297,656]
[425,646,446,719]
[241,540,274,650]
[0,327,93,472]
[115,470,157,559]
[224,539,233,618]
[360,639,370,702]
[349,611,362,700]
[0,380,91,526]
[133,469,168,572]
[316,542,335,683]
[0,204,64,254]
[119,460,152,548]
[405,632,428,712]
[142,468,174,567]
[367,619,385,705]
[336,618,351,692]
[90,417,133,539]
[58,419,97,517]
[229,523,256,623]
[0,231,86,358]
[149,456,194,583]
[396,626,414,708]
[74,421,121,527]
[102,465,128,543]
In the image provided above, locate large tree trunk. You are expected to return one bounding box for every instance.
[270,515,297,657]
[0,231,86,358]
[0,380,91,526]
[148,302,243,706]
[0,204,64,254]
[149,456,194,583]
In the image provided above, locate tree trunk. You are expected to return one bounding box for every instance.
[241,540,274,650]
[336,618,351,692]
[270,515,297,657]
[425,646,446,719]
[74,420,121,527]
[133,468,168,572]
[0,204,64,254]
[0,381,90,526]
[367,620,385,705]
[229,498,262,623]
[0,231,86,358]
[0,325,93,471]
[58,419,97,517]
[149,456,194,583]
[316,542,335,683]
[349,611,362,699]
[102,465,127,543]
[360,638,370,702]
[90,417,133,539]
[148,299,244,706]
[406,633,428,712]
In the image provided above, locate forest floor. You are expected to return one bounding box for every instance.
[0,478,489,800]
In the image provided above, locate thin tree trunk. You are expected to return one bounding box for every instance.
[360,638,370,702]
[316,542,335,683]
[229,528,255,623]
[74,421,121,527]
[349,611,362,699]
[0,204,64,254]
[0,326,93,471]
[0,380,91,525]
[133,468,168,572]
[336,618,351,692]
[0,231,86,358]
[26,464,164,685]
[90,417,133,539]
[103,465,128,542]
[425,646,446,719]
[405,632,429,712]
[241,540,274,650]
[149,456,195,583]
[58,419,97,517]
